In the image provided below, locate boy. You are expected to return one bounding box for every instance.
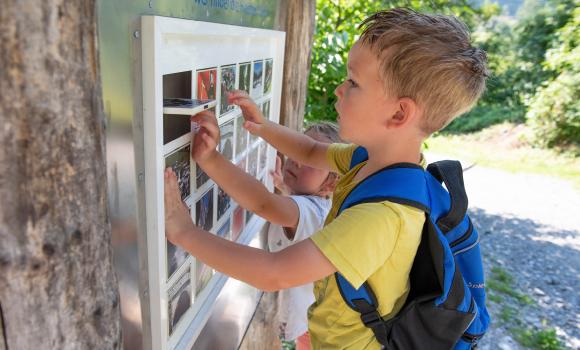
[165,8,488,349]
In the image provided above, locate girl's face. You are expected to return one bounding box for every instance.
[282,130,333,196]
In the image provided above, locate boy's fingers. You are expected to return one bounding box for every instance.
[232,97,256,110]
[243,120,262,134]
[191,110,215,121]
[201,133,216,147]
[275,155,282,172]
[197,119,219,139]
[228,90,250,102]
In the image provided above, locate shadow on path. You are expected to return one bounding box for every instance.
[470,207,579,349]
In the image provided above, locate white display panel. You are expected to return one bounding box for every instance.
[141,16,285,350]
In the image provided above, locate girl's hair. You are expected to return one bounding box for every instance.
[304,121,342,144]
[304,121,343,197]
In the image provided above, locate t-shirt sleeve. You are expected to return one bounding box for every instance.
[310,202,402,289]
[326,143,358,175]
[290,196,330,242]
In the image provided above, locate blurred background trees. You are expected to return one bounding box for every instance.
[306,0,579,151]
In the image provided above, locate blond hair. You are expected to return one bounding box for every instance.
[359,8,489,135]
[304,121,342,144]
[304,122,343,193]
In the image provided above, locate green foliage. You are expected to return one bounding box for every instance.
[307,0,579,152]
[526,6,580,147]
[514,328,565,350]
[306,0,483,123]
[281,340,296,350]
[445,12,527,133]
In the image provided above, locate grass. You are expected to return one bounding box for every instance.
[488,267,534,305]
[514,327,565,350]
[427,123,580,188]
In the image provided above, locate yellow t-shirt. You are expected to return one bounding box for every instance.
[308,144,426,349]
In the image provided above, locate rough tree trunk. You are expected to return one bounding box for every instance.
[278,0,317,131]
[0,2,121,349]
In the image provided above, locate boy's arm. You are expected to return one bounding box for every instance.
[165,170,336,291]
[175,227,335,291]
[192,111,299,228]
[229,91,332,171]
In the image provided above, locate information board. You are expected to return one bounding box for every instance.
[141,16,285,349]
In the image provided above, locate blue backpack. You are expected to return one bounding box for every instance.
[335,147,490,349]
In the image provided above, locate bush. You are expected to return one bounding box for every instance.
[526,6,580,147]
[444,105,526,133]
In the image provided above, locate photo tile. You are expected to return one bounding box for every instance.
[247,146,258,178]
[219,119,234,162]
[264,59,273,95]
[236,156,247,174]
[238,62,251,94]
[251,60,263,97]
[258,142,268,174]
[196,68,217,100]
[235,114,248,158]
[195,260,214,296]
[195,187,214,232]
[195,162,210,190]
[245,209,253,225]
[220,65,236,116]
[217,186,231,222]
[231,206,245,242]
[217,218,231,240]
[262,100,271,121]
[166,240,188,280]
[168,265,192,336]
[165,144,191,200]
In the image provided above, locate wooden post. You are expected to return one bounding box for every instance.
[279,0,317,131]
[0,2,122,349]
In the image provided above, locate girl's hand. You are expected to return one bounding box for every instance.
[228,90,266,135]
[190,110,220,163]
[270,155,291,196]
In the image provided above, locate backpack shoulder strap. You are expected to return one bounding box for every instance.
[335,163,431,343]
[339,163,430,214]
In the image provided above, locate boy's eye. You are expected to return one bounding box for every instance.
[347,79,358,87]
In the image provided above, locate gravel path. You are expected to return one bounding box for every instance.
[427,153,580,350]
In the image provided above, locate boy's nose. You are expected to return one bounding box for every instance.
[334,84,342,98]
[334,80,347,98]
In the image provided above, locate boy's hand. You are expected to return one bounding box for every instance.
[270,155,291,195]
[191,110,219,163]
[228,90,266,135]
[164,168,195,245]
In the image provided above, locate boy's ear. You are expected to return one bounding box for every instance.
[386,97,418,129]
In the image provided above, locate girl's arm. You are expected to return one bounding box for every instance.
[192,111,299,228]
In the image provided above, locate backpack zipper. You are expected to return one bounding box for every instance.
[453,235,480,256]
[449,218,473,249]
